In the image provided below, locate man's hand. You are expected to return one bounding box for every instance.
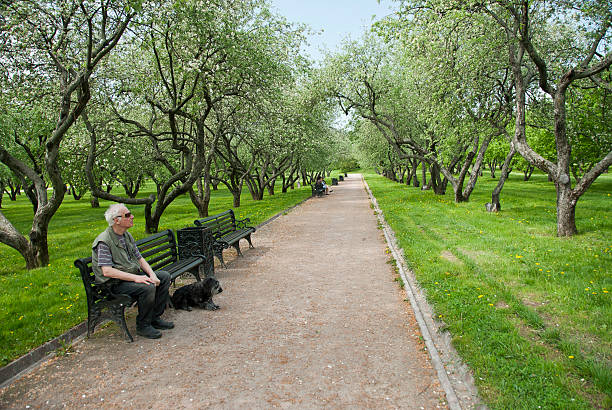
[133,275,157,285]
[148,272,160,286]
[137,258,160,286]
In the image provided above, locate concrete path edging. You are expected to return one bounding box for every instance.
[0,323,87,389]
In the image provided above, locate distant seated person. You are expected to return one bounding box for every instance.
[315,176,332,195]
[91,203,174,339]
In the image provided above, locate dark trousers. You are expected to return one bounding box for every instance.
[111,270,171,328]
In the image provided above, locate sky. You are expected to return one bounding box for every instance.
[269,0,397,63]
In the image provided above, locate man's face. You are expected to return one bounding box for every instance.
[115,207,134,229]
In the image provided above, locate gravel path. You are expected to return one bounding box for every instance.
[0,175,448,409]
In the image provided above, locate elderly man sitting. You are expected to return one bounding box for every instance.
[91,203,174,339]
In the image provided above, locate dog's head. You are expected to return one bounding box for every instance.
[200,277,223,296]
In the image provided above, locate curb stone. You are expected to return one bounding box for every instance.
[0,192,313,389]
[0,322,87,389]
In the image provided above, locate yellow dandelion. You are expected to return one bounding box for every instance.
[515,255,523,259]
[535,262,540,265]
[478,295,484,298]
[569,355,574,359]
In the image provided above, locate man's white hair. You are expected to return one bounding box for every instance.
[104,203,126,226]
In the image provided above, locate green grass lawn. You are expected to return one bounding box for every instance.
[0,182,311,367]
[364,170,611,409]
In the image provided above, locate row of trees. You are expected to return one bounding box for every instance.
[2,0,609,268]
[0,0,346,269]
[319,0,611,236]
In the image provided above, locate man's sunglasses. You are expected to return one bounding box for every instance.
[116,212,132,219]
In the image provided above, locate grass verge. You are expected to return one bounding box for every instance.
[0,183,311,367]
[364,170,611,409]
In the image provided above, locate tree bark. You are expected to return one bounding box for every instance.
[188,177,211,218]
[487,143,516,212]
[421,161,429,189]
[0,212,38,269]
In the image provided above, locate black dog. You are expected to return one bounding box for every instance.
[171,277,223,311]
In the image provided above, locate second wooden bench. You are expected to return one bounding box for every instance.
[194,209,256,268]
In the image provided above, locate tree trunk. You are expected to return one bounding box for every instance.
[245,178,261,201]
[556,183,578,236]
[430,164,446,195]
[461,133,494,201]
[486,144,516,212]
[122,176,142,198]
[523,164,534,181]
[70,185,84,200]
[232,190,241,208]
[0,212,38,269]
[22,182,38,213]
[421,161,429,190]
[90,195,100,208]
[489,160,497,178]
[144,202,159,234]
[266,179,275,196]
[188,178,211,218]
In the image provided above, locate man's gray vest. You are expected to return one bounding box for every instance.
[91,226,141,284]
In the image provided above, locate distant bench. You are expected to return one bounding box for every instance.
[194,209,256,268]
[74,229,206,342]
[312,184,325,197]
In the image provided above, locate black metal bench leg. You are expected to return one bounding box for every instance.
[110,304,133,342]
[246,234,254,249]
[87,308,102,337]
[233,243,243,257]
[191,267,202,282]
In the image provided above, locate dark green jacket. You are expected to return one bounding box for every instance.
[91,227,141,284]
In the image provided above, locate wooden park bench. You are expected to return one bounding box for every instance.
[194,209,256,268]
[74,229,210,342]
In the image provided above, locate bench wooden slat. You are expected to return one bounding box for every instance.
[140,244,174,261]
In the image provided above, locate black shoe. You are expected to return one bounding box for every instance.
[151,318,174,330]
[137,325,162,339]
